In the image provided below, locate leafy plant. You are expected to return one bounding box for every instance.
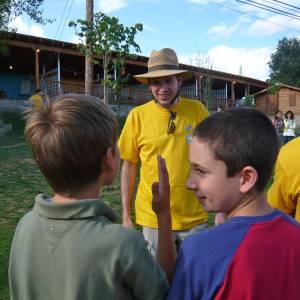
[0,0,53,54]
[69,12,143,103]
[266,81,280,95]
[243,95,254,107]
[269,37,300,88]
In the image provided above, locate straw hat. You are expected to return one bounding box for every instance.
[134,48,192,84]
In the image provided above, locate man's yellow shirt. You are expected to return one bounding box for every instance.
[119,97,209,230]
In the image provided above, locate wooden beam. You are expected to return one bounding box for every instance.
[3,39,83,57]
[123,58,147,67]
[209,73,266,88]
[35,49,40,89]
[231,81,235,107]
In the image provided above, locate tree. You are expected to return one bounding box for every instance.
[189,51,214,109]
[69,12,143,103]
[269,37,300,88]
[0,0,50,54]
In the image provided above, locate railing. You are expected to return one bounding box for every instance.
[44,80,230,110]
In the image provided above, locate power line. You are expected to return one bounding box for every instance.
[46,0,74,74]
[235,0,300,21]
[260,0,300,14]
[270,0,300,11]
[207,0,300,34]
[58,0,74,40]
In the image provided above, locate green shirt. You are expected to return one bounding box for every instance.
[9,194,168,300]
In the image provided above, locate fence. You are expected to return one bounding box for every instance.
[44,80,230,110]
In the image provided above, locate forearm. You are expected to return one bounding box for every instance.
[121,160,138,224]
[157,214,176,283]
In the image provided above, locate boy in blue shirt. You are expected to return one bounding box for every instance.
[168,108,300,300]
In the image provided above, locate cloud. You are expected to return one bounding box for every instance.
[142,23,157,33]
[179,45,274,80]
[9,16,44,37]
[249,15,300,36]
[98,0,129,13]
[207,15,250,38]
[187,0,226,5]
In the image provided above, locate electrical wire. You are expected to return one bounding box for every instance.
[270,0,300,11]
[207,0,300,34]
[236,0,300,21]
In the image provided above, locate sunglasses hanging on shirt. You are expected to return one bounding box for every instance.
[167,111,176,135]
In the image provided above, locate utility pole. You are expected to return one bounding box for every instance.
[85,0,93,95]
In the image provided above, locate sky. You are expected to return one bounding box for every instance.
[8,0,300,81]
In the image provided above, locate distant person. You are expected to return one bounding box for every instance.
[283,110,296,144]
[268,136,300,223]
[272,110,284,144]
[28,89,43,110]
[167,108,300,300]
[9,94,173,300]
[119,48,210,255]
[217,105,224,112]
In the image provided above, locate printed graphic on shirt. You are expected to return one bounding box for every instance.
[185,134,193,144]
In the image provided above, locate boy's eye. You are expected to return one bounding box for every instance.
[196,168,206,175]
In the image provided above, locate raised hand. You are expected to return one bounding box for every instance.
[152,155,170,217]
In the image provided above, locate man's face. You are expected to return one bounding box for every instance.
[187,137,242,213]
[149,76,181,109]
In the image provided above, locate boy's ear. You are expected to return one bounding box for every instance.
[239,166,258,194]
[101,147,115,173]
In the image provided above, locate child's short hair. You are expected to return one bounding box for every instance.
[24,94,118,196]
[194,108,279,192]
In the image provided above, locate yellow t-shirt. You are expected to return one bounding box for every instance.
[267,137,300,222]
[118,97,209,230]
[29,93,43,110]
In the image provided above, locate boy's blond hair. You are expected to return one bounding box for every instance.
[24,94,117,196]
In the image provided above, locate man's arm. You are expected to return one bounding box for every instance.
[121,160,138,228]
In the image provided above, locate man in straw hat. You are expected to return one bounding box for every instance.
[118,48,209,255]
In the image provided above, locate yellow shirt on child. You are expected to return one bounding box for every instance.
[29,93,43,110]
[268,137,300,222]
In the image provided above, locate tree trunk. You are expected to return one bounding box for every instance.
[85,0,93,95]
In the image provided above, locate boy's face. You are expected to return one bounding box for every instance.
[187,137,242,213]
[149,76,181,109]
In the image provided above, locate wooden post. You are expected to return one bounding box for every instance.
[231,81,235,107]
[35,48,40,89]
[57,53,61,92]
[85,0,93,95]
[245,84,250,96]
[198,74,202,100]
[225,81,228,109]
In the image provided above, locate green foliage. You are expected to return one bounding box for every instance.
[203,76,213,109]
[242,95,254,107]
[0,0,52,55]
[69,12,143,103]
[269,37,300,88]
[266,81,281,95]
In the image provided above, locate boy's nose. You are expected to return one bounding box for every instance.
[187,177,197,191]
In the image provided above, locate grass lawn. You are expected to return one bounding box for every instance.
[0,111,217,299]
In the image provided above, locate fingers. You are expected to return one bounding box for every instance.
[152,182,159,197]
[157,155,169,183]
